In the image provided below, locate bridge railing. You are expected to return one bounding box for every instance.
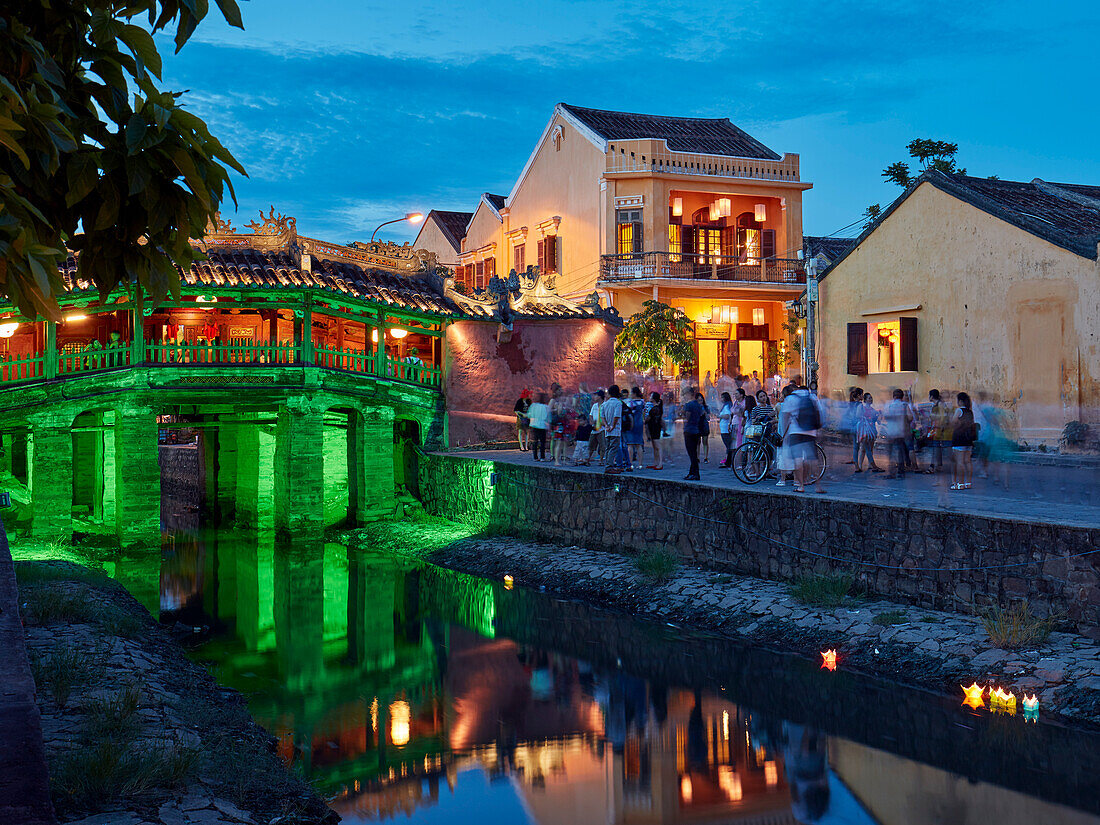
[313,345,377,375]
[146,340,300,365]
[0,353,45,384]
[57,344,131,376]
[386,357,442,387]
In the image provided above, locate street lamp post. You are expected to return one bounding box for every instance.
[805,258,819,389]
[370,212,424,243]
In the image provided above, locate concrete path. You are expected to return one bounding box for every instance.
[450,443,1100,529]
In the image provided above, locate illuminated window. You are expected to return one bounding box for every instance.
[617,209,643,255]
[847,318,918,375]
[513,244,525,273]
[752,308,765,326]
[668,225,681,261]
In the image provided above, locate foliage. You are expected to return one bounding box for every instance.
[882,139,967,188]
[872,609,908,626]
[788,572,859,607]
[615,300,695,372]
[1061,420,1090,446]
[1,0,246,320]
[52,738,198,813]
[981,601,1056,649]
[30,645,98,707]
[862,203,882,230]
[84,685,143,741]
[633,545,679,582]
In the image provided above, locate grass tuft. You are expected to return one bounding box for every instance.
[30,646,97,708]
[634,546,679,583]
[872,610,908,626]
[981,601,1056,649]
[789,572,859,607]
[52,739,198,812]
[84,685,143,742]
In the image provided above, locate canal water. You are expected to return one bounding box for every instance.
[103,521,1100,825]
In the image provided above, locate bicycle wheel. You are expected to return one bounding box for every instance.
[733,441,770,484]
[807,442,828,485]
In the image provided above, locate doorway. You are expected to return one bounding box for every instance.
[738,340,764,379]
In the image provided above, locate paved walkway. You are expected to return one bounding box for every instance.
[450,443,1100,529]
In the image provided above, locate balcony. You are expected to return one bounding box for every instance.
[599,252,806,285]
[606,141,801,182]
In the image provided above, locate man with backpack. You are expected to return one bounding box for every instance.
[787,379,825,493]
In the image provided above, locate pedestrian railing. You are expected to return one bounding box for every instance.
[386,357,442,387]
[57,344,132,376]
[0,353,45,384]
[146,340,300,365]
[314,345,377,375]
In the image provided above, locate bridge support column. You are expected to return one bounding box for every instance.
[215,419,239,522]
[274,401,324,535]
[348,554,396,669]
[355,407,395,522]
[235,415,274,527]
[114,408,161,547]
[28,420,72,541]
[274,541,324,690]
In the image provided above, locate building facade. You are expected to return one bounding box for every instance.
[413,210,472,269]
[439,104,813,384]
[817,171,1100,443]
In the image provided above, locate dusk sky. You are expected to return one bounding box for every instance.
[159,0,1100,244]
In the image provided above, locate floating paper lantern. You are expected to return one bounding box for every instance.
[503,574,514,590]
[961,683,985,709]
[991,687,1016,715]
[1023,694,1039,723]
[820,650,837,671]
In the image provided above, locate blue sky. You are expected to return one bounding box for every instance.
[160,0,1100,244]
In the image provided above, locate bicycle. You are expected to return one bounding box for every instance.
[732,420,827,485]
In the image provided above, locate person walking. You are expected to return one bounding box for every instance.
[950,391,977,489]
[774,385,796,486]
[718,391,735,468]
[732,388,747,450]
[514,390,532,451]
[699,394,712,463]
[550,392,573,467]
[589,389,606,465]
[527,392,550,461]
[661,389,677,466]
[625,386,646,469]
[843,387,863,465]
[788,381,825,493]
[855,393,883,472]
[645,391,665,470]
[681,391,705,480]
[883,388,913,479]
[602,385,625,474]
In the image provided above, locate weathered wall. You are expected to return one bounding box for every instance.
[818,182,1100,440]
[418,453,1100,633]
[444,319,616,446]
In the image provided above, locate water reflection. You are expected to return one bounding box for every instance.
[109,527,1100,825]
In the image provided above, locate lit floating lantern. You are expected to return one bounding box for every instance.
[680,774,693,803]
[389,700,411,746]
[961,682,985,709]
[1023,694,1039,723]
[503,574,514,590]
[820,649,837,671]
[991,687,1016,715]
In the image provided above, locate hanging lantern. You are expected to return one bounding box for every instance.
[961,683,985,709]
[672,197,683,217]
[820,650,837,671]
[754,203,767,222]
[718,197,732,218]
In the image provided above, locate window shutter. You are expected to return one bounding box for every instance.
[682,226,695,256]
[899,317,918,371]
[762,229,776,260]
[847,322,868,375]
[487,257,496,279]
[537,239,545,272]
[545,236,557,273]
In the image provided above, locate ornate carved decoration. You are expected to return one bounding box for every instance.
[245,206,296,236]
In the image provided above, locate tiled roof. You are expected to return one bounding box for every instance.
[428,210,472,253]
[483,193,506,211]
[823,171,1100,276]
[181,249,462,315]
[803,235,856,263]
[560,103,781,161]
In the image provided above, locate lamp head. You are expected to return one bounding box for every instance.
[405,212,425,224]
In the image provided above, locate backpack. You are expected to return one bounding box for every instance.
[796,393,822,431]
[621,402,633,432]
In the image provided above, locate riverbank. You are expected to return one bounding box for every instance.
[352,519,1100,729]
[16,560,337,825]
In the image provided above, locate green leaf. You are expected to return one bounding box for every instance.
[124,115,148,153]
[214,0,244,28]
[120,24,163,79]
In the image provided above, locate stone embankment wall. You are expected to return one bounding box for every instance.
[418,453,1100,633]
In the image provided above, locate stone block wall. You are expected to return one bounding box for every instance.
[418,454,1100,633]
[444,318,615,447]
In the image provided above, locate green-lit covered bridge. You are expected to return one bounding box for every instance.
[0,216,459,545]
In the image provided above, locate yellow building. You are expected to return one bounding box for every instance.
[817,170,1100,443]
[424,103,813,384]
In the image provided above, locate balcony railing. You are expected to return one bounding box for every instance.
[606,143,800,181]
[599,252,806,285]
[0,339,441,390]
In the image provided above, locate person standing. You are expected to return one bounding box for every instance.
[718,391,735,468]
[883,388,913,479]
[950,391,977,490]
[527,392,550,461]
[661,389,677,466]
[775,385,796,486]
[747,371,762,397]
[589,389,606,465]
[626,386,646,469]
[514,390,532,451]
[928,389,953,475]
[572,415,593,465]
[602,386,625,474]
[645,391,665,470]
[855,393,883,472]
[699,394,712,463]
[844,387,864,465]
[681,391,705,480]
[732,388,747,450]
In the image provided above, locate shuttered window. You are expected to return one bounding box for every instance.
[847,322,868,375]
[900,317,918,371]
[762,229,776,260]
[545,236,558,274]
[616,209,643,255]
[513,244,525,274]
[474,261,485,290]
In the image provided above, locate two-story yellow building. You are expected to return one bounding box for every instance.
[417,103,813,384]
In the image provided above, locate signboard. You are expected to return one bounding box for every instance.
[228,326,255,339]
[693,322,731,340]
[807,278,819,301]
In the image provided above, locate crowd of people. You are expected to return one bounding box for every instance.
[512,374,1017,494]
